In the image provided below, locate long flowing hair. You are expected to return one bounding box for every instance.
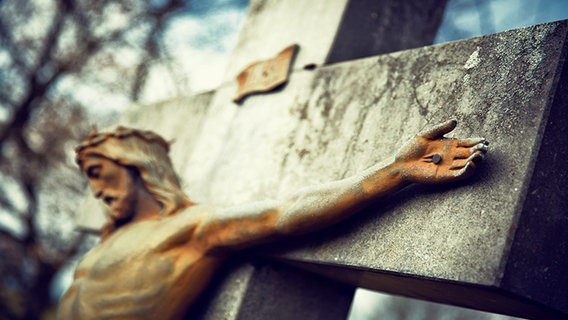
[76,126,190,219]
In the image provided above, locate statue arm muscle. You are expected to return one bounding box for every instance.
[194,120,487,253]
[275,160,406,235]
[194,160,406,253]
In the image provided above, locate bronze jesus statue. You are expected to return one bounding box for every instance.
[57,119,488,319]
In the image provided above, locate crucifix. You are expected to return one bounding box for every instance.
[68,1,568,319]
[59,119,485,319]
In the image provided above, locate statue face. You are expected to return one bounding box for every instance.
[81,155,138,222]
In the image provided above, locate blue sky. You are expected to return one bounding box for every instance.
[151,0,568,102]
[170,0,249,50]
[59,0,567,114]
[136,0,250,103]
[5,0,565,313]
[436,0,568,43]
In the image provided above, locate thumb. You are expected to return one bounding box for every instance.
[418,119,458,140]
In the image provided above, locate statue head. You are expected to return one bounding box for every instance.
[76,126,190,219]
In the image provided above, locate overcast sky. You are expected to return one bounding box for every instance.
[139,0,568,107]
[140,0,249,102]
[131,2,568,319]
[57,0,568,115]
[3,0,566,316]
[436,0,568,43]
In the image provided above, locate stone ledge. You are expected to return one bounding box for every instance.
[260,20,568,317]
[77,20,568,318]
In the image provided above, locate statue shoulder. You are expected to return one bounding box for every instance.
[151,204,217,248]
[166,204,215,224]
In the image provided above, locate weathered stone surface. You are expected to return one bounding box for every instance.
[234,261,354,320]
[223,0,349,81]
[269,23,563,282]
[259,21,566,318]
[121,92,214,174]
[117,21,566,318]
[500,34,568,313]
[182,258,353,320]
[183,261,256,320]
[224,0,448,81]
[73,3,567,318]
[325,0,447,63]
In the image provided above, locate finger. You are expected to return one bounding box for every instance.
[454,148,472,159]
[470,143,488,155]
[456,161,476,179]
[454,144,488,159]
[471,149,486,163]
[450,151,485,170]
[458,137,488,147]
[439,161,475,181]
[419,119,458,140]
[450,158,468,169]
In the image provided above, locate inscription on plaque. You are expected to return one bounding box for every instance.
[234,44,299,103]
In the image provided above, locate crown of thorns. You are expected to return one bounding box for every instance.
[75,126,170,155]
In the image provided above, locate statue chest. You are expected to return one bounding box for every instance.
[78,230,178,291]
[66,225,201,318]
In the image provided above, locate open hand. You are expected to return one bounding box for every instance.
[395,119,488,184]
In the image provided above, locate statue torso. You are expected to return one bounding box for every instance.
[58,207,222,320]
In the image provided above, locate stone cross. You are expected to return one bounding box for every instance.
[76,1,568,319]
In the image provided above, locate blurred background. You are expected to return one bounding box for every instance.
[0,0,566,319]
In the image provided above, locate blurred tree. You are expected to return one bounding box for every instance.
[0,0,188,318]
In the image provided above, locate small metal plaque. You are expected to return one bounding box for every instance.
[234,44,299,103]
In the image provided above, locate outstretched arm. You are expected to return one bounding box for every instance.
[193,120,487,253]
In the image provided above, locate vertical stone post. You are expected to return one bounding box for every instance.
[77,1,450,318]
[176,1,449,318]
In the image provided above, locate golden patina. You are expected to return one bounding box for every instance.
[58,119,488,319]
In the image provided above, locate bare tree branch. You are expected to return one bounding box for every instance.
[0,18,28,72]
[0,1,192,317]
[0,1,70,150]
[131,0,185,101]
